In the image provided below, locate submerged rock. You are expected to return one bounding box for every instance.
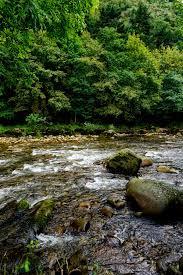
[106,149,141,175]
[101,206,114,217]
[107,194,125,209]
[67,250,88,275]
[141,158,153,167]
[127,178,183,215]
[157,165,179,174]
[79,201,91,210]
[0,199,36,247]
[134,211,143,218]
[70,218,90,232]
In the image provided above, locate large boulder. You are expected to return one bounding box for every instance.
[127,178,183,216]
[106,149,142,175]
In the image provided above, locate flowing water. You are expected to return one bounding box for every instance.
[0,134,182,274]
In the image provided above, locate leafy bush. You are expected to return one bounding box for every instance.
[25,113,46,126]
[25,113,46,135]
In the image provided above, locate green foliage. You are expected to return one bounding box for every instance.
[18,257,31,273]
[0,104,14,121]
[83,122,104,133]
[25,113,46,136]
[0,0,93,38]
[48,91,71,113]
[97,0,183,48]
[14,240,42,274]
[0,0,182,126]
[161,73,183,113]
[0,0,93,123]
[25,113,46,126]
[90,33,161,122]
[27,240,40,251]
[68,31,105,121]
[156,46,183,116]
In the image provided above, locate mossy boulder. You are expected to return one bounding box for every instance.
[106,149,142,175]
[34,199,55,228]
[127,178,183,216]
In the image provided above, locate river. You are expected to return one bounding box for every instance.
[0,134,182,274]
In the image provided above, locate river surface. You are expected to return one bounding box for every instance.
[0,134,182,274]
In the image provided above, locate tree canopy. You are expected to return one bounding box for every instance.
[0,0,182,125]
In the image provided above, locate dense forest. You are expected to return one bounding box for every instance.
[0,2,183,273]
[0,0,183,126]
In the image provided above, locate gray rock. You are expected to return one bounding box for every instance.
[127,178,183,215]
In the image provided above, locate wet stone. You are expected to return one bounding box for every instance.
[107,194,125,209]
[70,218,90,232]
[141,157,153,167]
[78,201,91,209]
[17,198,30,211]
[127,178,183,216]
[93,215,183,275]
[157,165,179,174]
[34,198,55,229]
[54,225,66,235]
[101,206,114,218]
[134,211,143,218]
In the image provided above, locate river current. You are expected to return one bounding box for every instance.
[0,135,182,204]
[0,134,182,274]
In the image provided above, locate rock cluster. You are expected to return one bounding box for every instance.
[106,148,182,217]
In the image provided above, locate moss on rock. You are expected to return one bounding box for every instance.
[34,199,55,228]
[17,199,30,211]
[106,149,142,175]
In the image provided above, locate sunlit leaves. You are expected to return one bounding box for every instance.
[48,91,71,112]
[0,0,93,37]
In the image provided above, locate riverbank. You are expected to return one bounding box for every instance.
[0,122,183,137]
[0,131,182,154]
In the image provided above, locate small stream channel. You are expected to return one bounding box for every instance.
[0,134,182,274]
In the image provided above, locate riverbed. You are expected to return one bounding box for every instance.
[0,134,182,274]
